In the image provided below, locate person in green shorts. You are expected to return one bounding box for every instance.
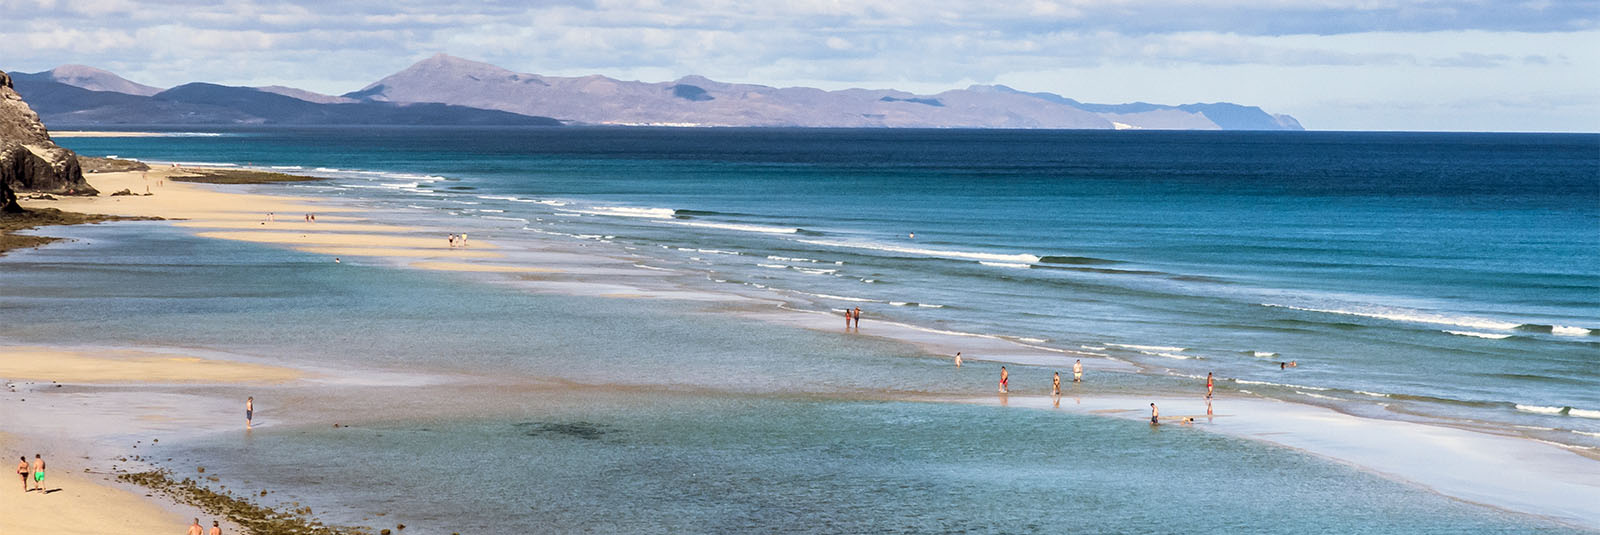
[31,454,44,491]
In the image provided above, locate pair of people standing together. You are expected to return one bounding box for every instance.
[15,454,43,492]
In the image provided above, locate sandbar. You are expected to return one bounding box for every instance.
[0,346,304,384]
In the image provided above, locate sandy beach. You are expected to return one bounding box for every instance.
[0,430,235,535]
[4,165,1598,532]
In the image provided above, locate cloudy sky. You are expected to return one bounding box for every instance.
[2,0,1596,131]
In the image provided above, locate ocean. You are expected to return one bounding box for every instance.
[6,127,1596,532]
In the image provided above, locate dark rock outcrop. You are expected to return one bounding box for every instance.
[1,179,20,213]
[1,69,96,195]
[80,156,150,173]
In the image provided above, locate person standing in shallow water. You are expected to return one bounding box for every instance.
[853,307,862,328]
[999,366,1009,393]
[246,397,254,429]
[1207,372,1215,399]
[954,352,962,367]
[1150,403,1160,424]
[1052,372,1061,395]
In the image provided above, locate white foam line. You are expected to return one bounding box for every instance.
[979,261,1031,269]
[1571,408,1600,419]
[665,220,798,234]
[1444,330,1513,339]
[568,206,676,219]
[1235,379,1330,391]
[1552,325,1593,336]
[796,238,1041,264]
[1108,343,1187,353]
[1515,404,1566,415]
[798,292,879,303]
[1263,303,1520,331]
[1297,391,1342,401]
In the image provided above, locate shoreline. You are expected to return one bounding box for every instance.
[4,164,1598,530]
[51,131,189,138]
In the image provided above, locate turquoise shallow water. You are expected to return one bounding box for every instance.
[175,396,1578,534]
[0,222,1583,533]
[55,128,1600,439]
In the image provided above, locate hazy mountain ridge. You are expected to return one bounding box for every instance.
[347,55,1299,130]
[9,77,560,126]
[8,56,1302,130]
[12,65,163,97]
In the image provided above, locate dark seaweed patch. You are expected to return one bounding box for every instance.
[514,421,615,441]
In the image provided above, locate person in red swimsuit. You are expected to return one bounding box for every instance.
[1206,372,1214,399]
[999,366,1009,393]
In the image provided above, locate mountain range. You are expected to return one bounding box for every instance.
[9,55,1302,130]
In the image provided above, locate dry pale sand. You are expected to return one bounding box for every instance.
[0,433,238,535]
[0,346,303,384]
[24,168,517,266]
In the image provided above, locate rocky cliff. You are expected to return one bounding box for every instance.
[1,69,96,195]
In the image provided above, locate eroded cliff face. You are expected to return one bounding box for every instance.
[1,69,95,195]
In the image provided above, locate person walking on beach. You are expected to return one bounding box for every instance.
[188,518,203,535]
[1150,403,1159,424]
[954,352,962,367]
[1073,359,1083,383]
[1206,372,1215,399]
[16,456,27,492]
[999,366,1009,394]
[246,397,254,429]
[210,520,222,535]
[845,309,852,329]
[30,454,43,492]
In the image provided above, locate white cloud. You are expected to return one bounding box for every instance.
[0,1,1595,130]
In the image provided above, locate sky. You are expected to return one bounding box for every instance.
[1,0,1596,132]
